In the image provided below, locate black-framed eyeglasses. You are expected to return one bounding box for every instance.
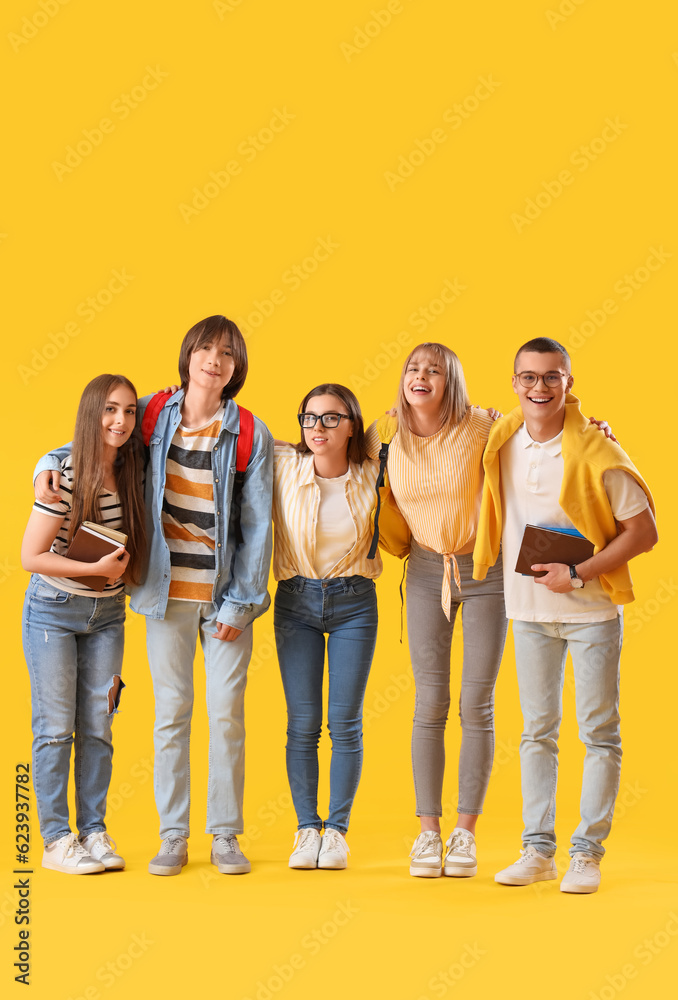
[298,412,354,429]
[514,371,570,389]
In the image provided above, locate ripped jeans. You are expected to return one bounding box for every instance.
[22,576,126,844]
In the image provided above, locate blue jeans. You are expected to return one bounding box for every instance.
[274,576,378,834]
[512,616,623,859]
[145,599,253,838]
[22,576,126,845]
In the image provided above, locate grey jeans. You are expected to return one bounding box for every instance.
[406,541,507,816]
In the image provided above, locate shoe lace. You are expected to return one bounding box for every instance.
[516,847,540,865]
[87,832,116,854]
[63,834,91,861]
[445,830,473,854]
[410,831,440,859]
[293,828,319,851]
[322,829,350,855]
[570,853,595,873]
[213,834,238,854]
[159,836,186,855]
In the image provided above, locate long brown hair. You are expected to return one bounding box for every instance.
[68,374,147,585]
[396,342,470,458]
[297,384,369,464]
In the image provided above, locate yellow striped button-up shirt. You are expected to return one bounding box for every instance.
[272,444,382,581]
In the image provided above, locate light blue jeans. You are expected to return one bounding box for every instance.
[145,598,253,838]
[274,576,378,834]
[22,576,126,845]
[512,616,624,859]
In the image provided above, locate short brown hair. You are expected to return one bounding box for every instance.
[297,383,369,465]
[178,315,248,400]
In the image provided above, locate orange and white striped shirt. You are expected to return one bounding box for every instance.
[367,408,493,617]
[162,407,223,602]
[272,444,382,581]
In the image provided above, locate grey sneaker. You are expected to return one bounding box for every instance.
[211,834,251,874]
[80,831,125,870]
[148,836,188,876]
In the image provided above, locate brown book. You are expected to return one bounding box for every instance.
[65,521,128,592]
[515,524,595,578]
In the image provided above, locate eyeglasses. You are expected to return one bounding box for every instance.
[514,371,570,389]
[298,412,353,429]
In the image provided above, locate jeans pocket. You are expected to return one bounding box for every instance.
[278,579,298,595]
[32,583,70,603]
[349,577,375,596]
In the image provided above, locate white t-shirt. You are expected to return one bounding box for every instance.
[500,425,649,623]
[313,472,356,578]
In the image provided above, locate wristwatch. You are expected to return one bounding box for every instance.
[569,565,584,589]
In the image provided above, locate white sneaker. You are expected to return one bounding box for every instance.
[495,846,557,885]
[560,853,601,894]
[80,832,125,870]
[443,828,477,877]
[317,829,349,870]
[409,831,443,878]
[289,828,322,869]
[42,833,105,874]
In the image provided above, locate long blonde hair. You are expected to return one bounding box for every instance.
[68,374,147,585]
[396,343,470,458]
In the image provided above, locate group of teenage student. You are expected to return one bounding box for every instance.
[23,315,656,895]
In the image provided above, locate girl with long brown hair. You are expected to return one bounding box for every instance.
[21,374,146,874]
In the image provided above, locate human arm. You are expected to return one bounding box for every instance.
[532,507,657,593]
[21,510,130,580]
[216,420,274,632]
[33,442,72,503]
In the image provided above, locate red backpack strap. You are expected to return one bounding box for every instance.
[236,406,254,472]
[141,391,173,446]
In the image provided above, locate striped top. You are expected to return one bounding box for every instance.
[366,407,493,617]
[162,407,223,602]
[272,444,382,581]
[32,456,125,596]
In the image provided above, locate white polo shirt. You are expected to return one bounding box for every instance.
[499,425,649,623]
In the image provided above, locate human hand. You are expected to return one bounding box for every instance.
[212,622,243,642]
[158,384,180,395]
[95,546,130,580]
[35,470,61,504]
[588,417,617,442]
[531,563,575,593]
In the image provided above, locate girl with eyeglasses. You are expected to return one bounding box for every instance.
[272,384,381,870]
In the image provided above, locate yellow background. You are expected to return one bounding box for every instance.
[2,1,676,997]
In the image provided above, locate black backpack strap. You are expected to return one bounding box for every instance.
[367,441,389,560]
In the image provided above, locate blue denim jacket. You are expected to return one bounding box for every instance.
[33,391,274,630]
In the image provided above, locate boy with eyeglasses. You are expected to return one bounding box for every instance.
[473,337,656,893]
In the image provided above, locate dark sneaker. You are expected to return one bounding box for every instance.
[148,836,188,876]
[211,834,251,874]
